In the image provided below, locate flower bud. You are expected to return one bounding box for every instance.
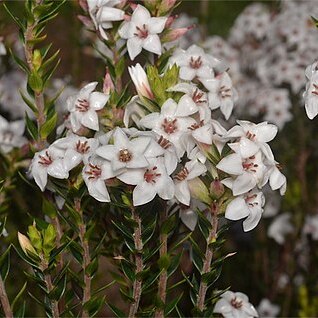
[128,64,154,99]
[18,232,37,255]
[158,0,177,15]
[32,49,42,71]
[188,177,211,205]
[103,69,114,95]
[161,26,193,43]
[210,179,225,200]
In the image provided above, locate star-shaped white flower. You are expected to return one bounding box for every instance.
[51,134,99,171]
[169,45,223,81]
[95,128,151,179]
[125,157,175,206]
[118,5,167,60]
[30,147,69,192]
[82,156,114,202]
[213,291,258,318]
[201,72,238,120]
[174,159,207,206]
[67,82,109,132]
[139,98,196,157]
[225,189,265,232]
[168,82,211,122]
[225,121,278,160]
[217,151,267,196]
[0,115,27,153]
[88,0,125,40]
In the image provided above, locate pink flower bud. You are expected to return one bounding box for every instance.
[79,0,88,12]
[78,15,93,28]
[210,179,225,200]
[161,25,194,42]
[103,68,115,94]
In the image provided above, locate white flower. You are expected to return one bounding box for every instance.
[217,151,267,196]
[67,82,109,132]
[303,215,318,240]
[51,134,99,171]
[82,156,114,202]
[87,0,124,40]
[0,115,27,153]
[213,291,258,318]
[128,64,154,99]
[179,208,198,231]
[126,157,175,206]
[167,82,211,122]
[225,190,265,232]
[30,147,69,192]
[118,5,167,60]
[0,37,6,56]
[139,98,196,156]
[95,128,151,179]
[123,96,146,128]
[268,213,294,244]
[169,45,217,81]
[202,72,238,120]
[304,71,318,120]
[225,121,278,160]
[257,299,280,318]
[174,159,207,206]
[266,162,286,195]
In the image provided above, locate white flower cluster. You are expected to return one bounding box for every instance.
[202,1,318,129]
[216,121,286,232]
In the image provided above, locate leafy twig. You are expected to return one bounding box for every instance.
[0,275,13,318]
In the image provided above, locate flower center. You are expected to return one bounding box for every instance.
[135,24,149,39]
[219,85,231,99]
[231,297,243,309]
[192,89,206,104]
[76,140,90,154]
[144,166,161,184]
[162,118,178,135]
[245,193,258,207]
[76,99,90,112]
[188,120,204,131]
[189,56,202,69]
[158,136,171,149]
[118,149,133,162]
[174,167,189,181]
[312,83,318,96]
[85,163,102,180]
[246,131,256,141]
[242,155,258,173]
[2,130,14,142]
[38,151,53,166]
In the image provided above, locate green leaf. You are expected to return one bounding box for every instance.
[108,303,125,317]
[40,111,57,138]
[121,259,135,281]
[165,292,183,316]
[158,254,170,270]
[10,50,29,73]
[50,274,66,301]
[28,72,43,93]
[85,258,98,277]
[20,90,37,113]
[3,3,26,31]
[0,246,11,281]
[11,282,27,310]
[83,296,105,317]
